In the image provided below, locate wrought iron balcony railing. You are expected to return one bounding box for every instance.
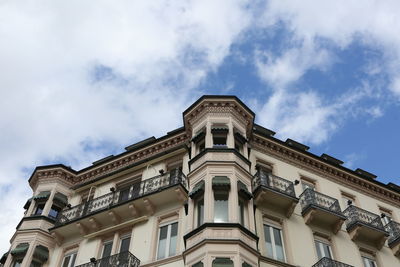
[343,205,386,232]
[385,220,400,246]
[299,188,343,215]
[76,251,140,267]
[312,257,354,267]
[55,170,187,226]
[252,171,296,198]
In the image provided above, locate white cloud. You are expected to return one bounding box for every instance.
[0,0,253,252]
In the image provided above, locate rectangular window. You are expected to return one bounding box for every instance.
[263,224,285,262]
[380,209,392,225]
[29,261,41,267]
[315,240,332,260]
[48,205,61,219]
[238,198,245,225]
[118,186,131,203]
[12,260,22,267]
[301,179,315,191]
[213,134,227,147]
[362,256,377,267]
[214,191,229,222]
[102,240,113,258]
[197,198,204,226]
[62,252,77,267]
[341,193,355,209]
[34,203,45,215]
[157,222,178,260]
[119,235,131,253]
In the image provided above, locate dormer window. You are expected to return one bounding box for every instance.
[212,125,228,148]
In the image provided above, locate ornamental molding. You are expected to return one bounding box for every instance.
[31,132,189,188]
[251,135,400,207]
[184,100,254,136]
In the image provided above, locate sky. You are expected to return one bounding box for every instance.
[0,0,399,252]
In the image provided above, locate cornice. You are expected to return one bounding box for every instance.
[30,132,189,188]
[74,132,189,185]
[251,134,400,207]
[183,98,255,136]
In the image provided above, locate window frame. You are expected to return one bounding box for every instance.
[341,192,356,209]
[314,238,333,260]
[263,223,286,262]
[213,189,229,223]
[156,221,179,260]
[61,251,78,267]
[300,177,316,192]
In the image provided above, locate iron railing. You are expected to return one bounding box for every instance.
[252,171,296,198]
[312,257,354,267]
[385,220,400,246]
[343,205,386,232]
[299,188,343,216]
[76,251,140,267]
[55,170,187,226]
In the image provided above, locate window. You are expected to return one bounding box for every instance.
[315,239,332,260]
[263,224,285,262]
[362,256,377,267]
[238,198,245,225]
[119,234,131,253]
[34,203,45,215]
[212,125,228,148]
[101,240,113,258]
[157,222,178,260]
[301,179,315,191]
[29,261,41,267]
[341,193,355,209]
[380,208,392,225]
[197,197,204,226]
[118,186,131,203]
[48,205,61,219]
[61,252,77,267]
[12,260,22,267]
[214,190,229,222]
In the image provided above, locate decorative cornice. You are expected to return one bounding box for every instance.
[30,132,189,188]
[251,134,400,206]
[183,98,255,137]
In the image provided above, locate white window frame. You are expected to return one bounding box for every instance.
[196,197,204,227]
[301,179,315,191]
[61,251,77,267]
[314,239,333,260]
[362,256,377,267]
[156,221,178,260]
[263,223,286,262]
[118,233,132,253]
[101,239,114,258]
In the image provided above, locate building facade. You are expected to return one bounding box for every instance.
[1,95,399,267]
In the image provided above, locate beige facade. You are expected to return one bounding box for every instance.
[1,96,399,267]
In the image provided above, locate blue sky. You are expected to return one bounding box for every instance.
[0,0,399,252]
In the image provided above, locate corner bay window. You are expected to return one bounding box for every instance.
[157,222,178,260]
[264,224,285,262]
[212,126,228,148]
[34,204,45,215]
[48,205,62,219]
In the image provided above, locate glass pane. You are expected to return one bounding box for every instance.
[273,227,285,261]
[264,225,273,258]
[197,199,204,226]
[120,236,131,253]
[315,241,323,259]
[49,206,60,219]
[322,243,332,259]
[157,225,168,259]
[214,192,229,222]
[239,199,245,225]
[13,261,22,267]
[169,223,178,256]
[102,242,113,258]
[62,256,71,267]
[119,188,130,202]
[70,253,77,267]
[35,204,44,215]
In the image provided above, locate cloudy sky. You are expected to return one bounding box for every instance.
[1,0,400,252]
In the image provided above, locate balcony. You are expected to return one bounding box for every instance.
[76,251,140,267]
[299,189,346,234]
[252,171,298,217]
[51,171,187,239]
[385,221,400,257]
[343,205,388,249]
[312,257,354,267]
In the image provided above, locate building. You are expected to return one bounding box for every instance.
[0,95,399,267]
